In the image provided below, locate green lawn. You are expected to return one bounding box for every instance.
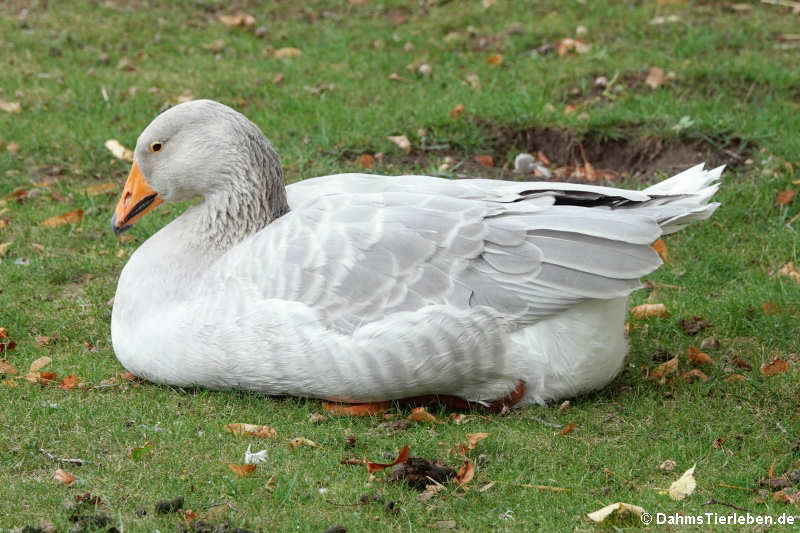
[1,1,799,531]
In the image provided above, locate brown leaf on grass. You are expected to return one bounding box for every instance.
[0,359,18,375]
[59,374,79,390]
[587,502,646,523]
[651,357,679,380]
[688,347,712,366]
[288,437,318,449]
[487,54,503,65]
[730,356,751,370]
[776,190,796,205]
[39,372,58,385]
[218,13,255,28]
[682,369,708,382]
[652,238,668,261]
[0,241,12,257]
[668,464,696,500]
[25,356,52,382]
[560,422,577,435]
[322,401,390,416]
[473,155,494,167]
[104,139,134,162]
[631,303,669,319]
[274,47,302,58]
[762,302,781,315]
[366,444,409,473]
[40,209,83,228]
[0,328,8,339]
[454,460,474,487]
[54,468,75,485]
[407,407,439,423]
[466,433,489,449]
[449,413,468,424]
[224,423,277,439]
[0,101,22,114]
[358,153,375,169]
[778,262,800,283]
[760,358,789,376]
[387,135,412,154]
[680,316,710,335]
[449,103,464,119]
[645,67,667,89]
[308,413,327,424]
[556,38,592,57]
[35,335,51,347]
[204,39,225,53]
[226,463,256,477]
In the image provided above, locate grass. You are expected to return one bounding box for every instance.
[1,0,799,531]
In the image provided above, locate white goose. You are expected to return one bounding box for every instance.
[111,99,722,408]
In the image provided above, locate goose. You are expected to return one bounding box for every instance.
[110,99,722,409]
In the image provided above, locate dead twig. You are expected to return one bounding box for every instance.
[702,499,752,513]
[39,448,84,466]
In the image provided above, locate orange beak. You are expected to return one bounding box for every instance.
[111,160,163,236]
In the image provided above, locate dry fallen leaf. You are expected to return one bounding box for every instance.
[762,302,781,315]
[0,359,18,375]
[587,502,646,523]
[0,241,12,257]
[645,67,667,89]
[407,407,439,423]
[59,374,79,390]
[682,369,708,382]
[225,423,277,439]
[631,303,669,319]
[0,101,22,114]
[25,356,52,383]
[487,54,503,65]
[54,468,75,485]
[556,38,592,57]
[473,155,494,168]
[308,413,327,424]
[454,460,474,487]
[659,459,677,473]
[668,464,696,500]
[226,463,257,477]
[449,103,464,119]
[322,400,390,416]
[760,358,789,376]
[449,413,468,424]
[778,262,800,283]
[274,47,302,58]
[366,444,409,473]
[651,357,679,380]
[466,433,489,449]
[776,190,796,205]
[288,437,318,449]
[652,239,668,261]
[387,135,412,154]
[218,13,255,28]
[40,209,83,228]
[105,139,134,162]
[688,347,713,366]
[359,153,375,169]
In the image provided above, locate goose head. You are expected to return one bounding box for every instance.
[111,99,287,239]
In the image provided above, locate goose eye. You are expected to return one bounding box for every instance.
[150,142,163,153]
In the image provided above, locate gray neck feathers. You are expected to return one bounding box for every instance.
[199,126,289,250]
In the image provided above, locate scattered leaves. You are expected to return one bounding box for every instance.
[776,190,796,205]
[308,413,327,424]
[556,38,592,57]
[0,359,18,375]
[407,407,439,423]
[466,433,489,449]
[40,209,83,228]
[659,459,677,474]
[226,462,257,477]
[218,13,255,28]
[0,241,12,257]
[668,464,697,500]
[688,347,713,365]
[358,153,375,169]
[682,369,708,382]
[25,356,52,383]
[0,101,22,114]
[487,54,503,65]
[732,356,752,370]
[105,139,134,162]
[225,423,277,439]
[54,468,75,485]
[322,401,390,416]
[652,239,668,261]
[560,422,577,435]
[473,155,494,167]
[449,103,464,119]
[587,502,646,523]
[778,262,800,283]
[631,303,669,318]
[366,445,409,473]
[760,358,789,376]
[274,47,302,58]
[725,373,746,383]
[59,374,79,390]
[651,357,679,380]
[680,316,710,335]
[387,135,412,154]
[288,437,319,449]
[645,67,666,89]
[454,460,474,487]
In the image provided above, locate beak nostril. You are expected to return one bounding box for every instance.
[123,191,132,207]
